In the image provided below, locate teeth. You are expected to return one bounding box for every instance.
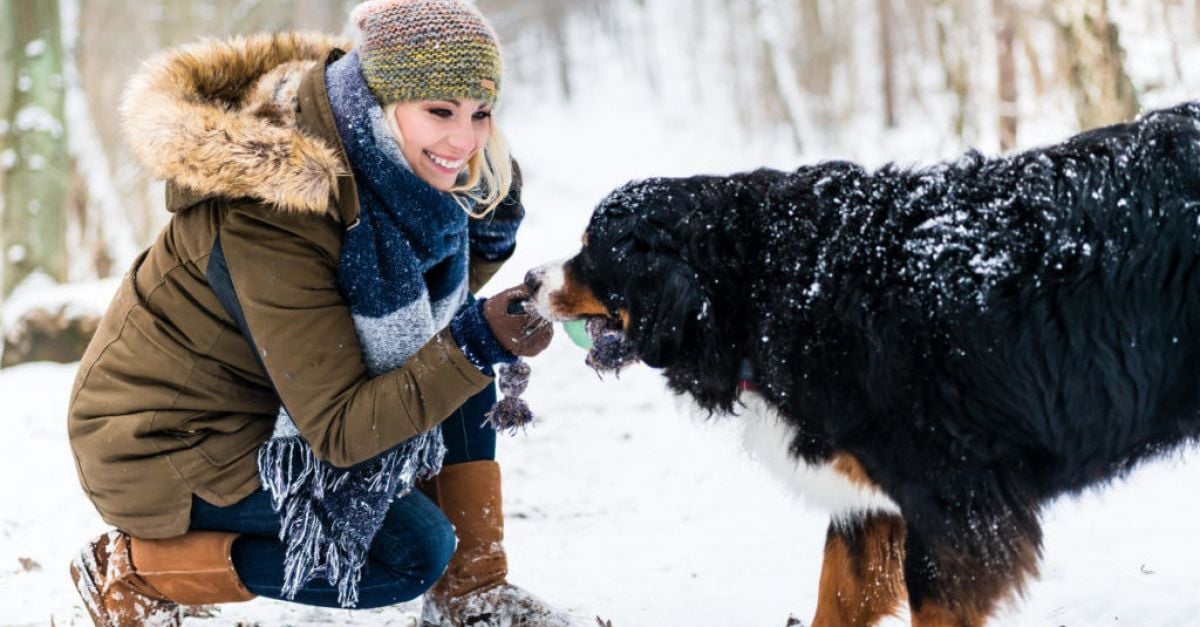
[426,151,464,170]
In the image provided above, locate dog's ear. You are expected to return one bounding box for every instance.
[628,262,712,369]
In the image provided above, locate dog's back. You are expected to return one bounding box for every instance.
[757,103,1200,479]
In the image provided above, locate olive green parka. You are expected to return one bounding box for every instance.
[68,33,506,539]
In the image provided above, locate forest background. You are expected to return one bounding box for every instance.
[2,0,1189,314]
[3,1,1200,625]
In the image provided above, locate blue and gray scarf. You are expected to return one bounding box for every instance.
[256,51,471,607]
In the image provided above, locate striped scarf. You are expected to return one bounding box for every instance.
[256,51,469,607]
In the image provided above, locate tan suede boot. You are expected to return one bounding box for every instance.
[70,529,254,627]
[420,460,575,627]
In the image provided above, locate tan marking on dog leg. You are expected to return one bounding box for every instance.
[810,513,906,627]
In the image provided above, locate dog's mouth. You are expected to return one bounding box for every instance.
[575,314,639,374]
[584,314,624,335]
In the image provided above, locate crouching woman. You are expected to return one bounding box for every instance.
[67,1,571,625]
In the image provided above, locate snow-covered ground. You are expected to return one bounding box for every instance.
[6,4,1200,624]
[4,304,1200,627]
[5,92,1200,625]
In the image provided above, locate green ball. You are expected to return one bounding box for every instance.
[562,319,593,350]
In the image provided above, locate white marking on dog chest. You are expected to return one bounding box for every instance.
[737,393,901,516]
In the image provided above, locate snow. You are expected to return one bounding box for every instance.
[5,307,1200,625]
[5,245,28,265]
[5,2,1200,626]
[25,39,46,57]
[14,105,65,138]
[0,274,118,331]
[60,0,143,279]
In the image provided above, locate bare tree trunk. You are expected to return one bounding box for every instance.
[0,2,12,157]
[828,0,860,128]
[1017,16,1046,98]
[1160,0,1184,83]
[994,0,1018,150]
[934,0,971,140]
[546,6,573,100]
[753,0,809,150]
[77,0,164,255]
[798,0,833,96]
[1051,0,1139,129]
[1,0,69,295]
[905,0,931,54]
[877,0,897,128]
[719,0,762,131]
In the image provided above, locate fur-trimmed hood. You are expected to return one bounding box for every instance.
[121,32,353,214]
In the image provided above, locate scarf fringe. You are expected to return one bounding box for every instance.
[258,429,446,607]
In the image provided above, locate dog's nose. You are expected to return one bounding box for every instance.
[524,268,545,292]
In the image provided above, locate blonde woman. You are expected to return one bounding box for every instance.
[67,1,572,625]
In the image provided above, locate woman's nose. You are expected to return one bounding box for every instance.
[447,118,477,151]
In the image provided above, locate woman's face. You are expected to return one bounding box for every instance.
[391,99,492,191]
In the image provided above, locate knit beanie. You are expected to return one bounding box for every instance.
[350,0,502,106]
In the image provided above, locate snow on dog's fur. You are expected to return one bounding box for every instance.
[531,101,1200,626]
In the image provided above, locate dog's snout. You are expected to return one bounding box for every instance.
[524,268,545,293]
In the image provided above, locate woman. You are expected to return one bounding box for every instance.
[67,1,570,625]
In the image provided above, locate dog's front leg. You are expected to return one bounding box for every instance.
[810,512,907,627]
[902,515,1040,627]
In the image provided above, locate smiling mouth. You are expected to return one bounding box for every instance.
[424,150,465,172]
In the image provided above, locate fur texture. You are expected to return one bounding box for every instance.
[531,101,1200,624]
[120,32,351,214]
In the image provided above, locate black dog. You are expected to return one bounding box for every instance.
[529,101,1200,626]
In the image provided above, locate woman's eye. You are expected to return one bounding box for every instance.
[473,110,492,121]
[428,108,452,118]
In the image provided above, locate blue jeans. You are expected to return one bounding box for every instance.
[189,384,498,608]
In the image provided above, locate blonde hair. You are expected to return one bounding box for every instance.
[382,102,513,218]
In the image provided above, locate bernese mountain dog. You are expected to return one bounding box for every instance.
[526,101,1200,626]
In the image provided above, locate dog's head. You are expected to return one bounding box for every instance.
[529,175,761,411]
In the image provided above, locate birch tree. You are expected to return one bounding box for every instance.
[933,0,974,141]
[877,0,898,128]
[1,0,69,296]
[1051,0,1139,129]
[994,0,1019,150]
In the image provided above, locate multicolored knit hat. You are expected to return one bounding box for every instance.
[350,0,502,105]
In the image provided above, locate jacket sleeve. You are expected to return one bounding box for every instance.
[215,202,493,468]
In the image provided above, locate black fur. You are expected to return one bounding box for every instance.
[566,101,1200,612]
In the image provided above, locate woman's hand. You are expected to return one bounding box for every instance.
[482,285,553,357]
